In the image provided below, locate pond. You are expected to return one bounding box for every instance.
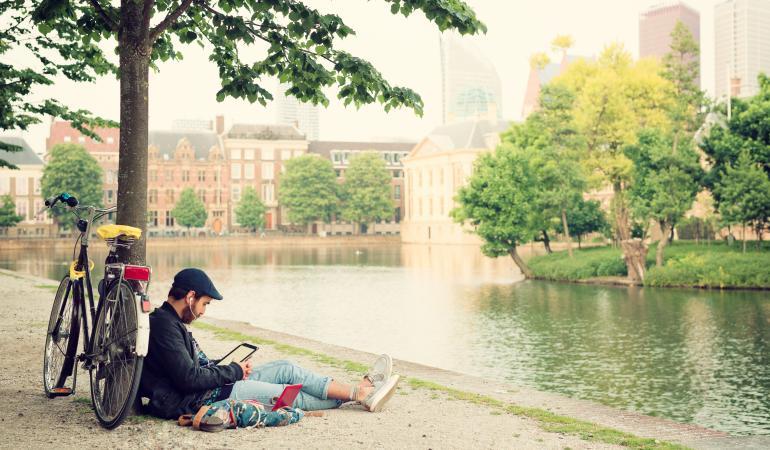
[3,241,769,434]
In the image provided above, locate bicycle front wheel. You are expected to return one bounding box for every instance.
[43,276,80,398]
[89,281,144,429]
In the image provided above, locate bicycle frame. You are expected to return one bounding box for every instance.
[54,205,152,389]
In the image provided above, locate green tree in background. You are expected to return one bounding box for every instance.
[172,188,207,233]
[451,145,537,277]
[626,130,703,266]
[41,143,103,228]
[279,156,338,233]
[0,0,116,169]
[235,186,266,233]
[0,195,23,229]
[551,44,674,283]
[701,74,770,206]
[28,0,485,263]
[716,152,770,252]
[553,198,608,248]
[662,20,706,150]
[341,152,393,234]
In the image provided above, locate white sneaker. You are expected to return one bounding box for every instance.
[364,354,392,388]
[363,374,400,412]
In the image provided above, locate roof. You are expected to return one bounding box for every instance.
[148,130,221,160]
[226,124,305,140]
[0,137,44,166]
[307,141,417,159]
[422,119,510,153]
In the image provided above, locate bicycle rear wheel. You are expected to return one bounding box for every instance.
[89,281,144,429]
[43,276,80,398]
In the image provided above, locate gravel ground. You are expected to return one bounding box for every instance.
[0,268,622,450]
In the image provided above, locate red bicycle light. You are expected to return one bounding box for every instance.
[124,265,151,281]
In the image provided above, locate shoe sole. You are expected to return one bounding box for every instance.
[367,374,400,413]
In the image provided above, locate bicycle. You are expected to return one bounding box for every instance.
[42,192,153,429]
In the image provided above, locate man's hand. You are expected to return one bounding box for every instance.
[238,359,253,380]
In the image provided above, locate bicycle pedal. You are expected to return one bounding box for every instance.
[50,387,74,397]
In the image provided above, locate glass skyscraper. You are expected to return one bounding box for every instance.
[275,87,320,140]
[439,33,503,124]
[715,0,770,99]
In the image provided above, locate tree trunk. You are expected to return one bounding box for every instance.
[655,220,669,268]
[561,208,573,258]
[541,229,552,254]
[577,235,582,249]
[116,10,151,265]
[509,246,533,278]
[742,222,746,253]
[612,183,646,284]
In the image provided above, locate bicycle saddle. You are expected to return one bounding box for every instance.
[96,224,142,241]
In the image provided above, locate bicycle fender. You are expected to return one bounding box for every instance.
[135,295,151,357]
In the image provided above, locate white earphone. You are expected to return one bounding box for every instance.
[187,296,199,319]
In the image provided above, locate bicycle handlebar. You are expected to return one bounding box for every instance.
[44,192,79,208]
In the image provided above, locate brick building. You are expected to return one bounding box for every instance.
[308,140,414,235]
[222,124,307,231]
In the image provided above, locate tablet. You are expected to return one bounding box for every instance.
[216,343,258,365]
[272,384,302,411]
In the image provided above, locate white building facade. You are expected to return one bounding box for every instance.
[715,0,770,99]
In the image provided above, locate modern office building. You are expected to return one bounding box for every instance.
[715,0,770,99]
[439,33,503,125]
[401,117,509,245]
[308,140,415,235]
[275,88,320,140]
[521,53,585,119]
[639,1,701,87]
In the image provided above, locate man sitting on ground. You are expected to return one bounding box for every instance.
[139,268,400,420]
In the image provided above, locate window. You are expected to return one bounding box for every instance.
[293,150,303,158]
[149,170,158,182]
[243,149,255,160]
[105,170,116,184]
[149,210,158,227]
[232,186,241,202]
[332,152,341,163]
[33,177,41,195]
[393,170,402,178]
[165,189,174,203]
[244,164,255,179]
[262,183,274,202]
[394,153,401,163]
[214,170,219,182]
[0,175,8,194]
[165,170,173,182]
[106,189,114,203]
[215,189,222,204]
[261,148,275,161]
[262,163,274,180]
[198,190,206,202]
[16,177,28,195]
[107,137,114,144]
[281,149,292,161]
[394,185,401,200]
[165,211,174,227]
[181,170,190,182]
[78,136,86,143]
[16,200,27,219]
[231,163,241,180]
[231,148,242,160]
[148,189,158,204]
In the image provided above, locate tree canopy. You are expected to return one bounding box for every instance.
[22,0,486,262]
[716,151,770,251]
[340,152,393,231]
[0,195,23,228]
[235,185,266,232]
[279,155,338,229]
[172,188,207,230]
[41,143,103,226]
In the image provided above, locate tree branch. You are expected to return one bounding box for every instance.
[149,0,194,42]
[87,0,118,31]
[141,0,155,37]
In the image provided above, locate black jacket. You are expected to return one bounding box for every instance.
[139,302,243,419]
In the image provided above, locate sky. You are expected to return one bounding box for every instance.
[6,0,724,153]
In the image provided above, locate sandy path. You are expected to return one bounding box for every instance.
[0,268,623,449]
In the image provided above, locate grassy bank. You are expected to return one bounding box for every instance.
[528,241,770,289]
[193,321,685,450]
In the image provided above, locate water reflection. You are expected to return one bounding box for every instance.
[2,242,770,434]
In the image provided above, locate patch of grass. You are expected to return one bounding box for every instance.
[529,241,770,289]
[73,397,91,405]
[34,284,60,292]
[196,321,689,450]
